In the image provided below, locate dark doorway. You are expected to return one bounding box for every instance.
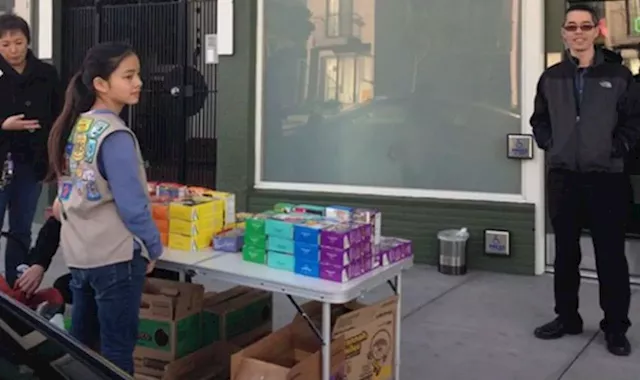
[59,0,218,187]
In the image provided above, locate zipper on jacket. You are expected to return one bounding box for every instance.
[574,68,586,171]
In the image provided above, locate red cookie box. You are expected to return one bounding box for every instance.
[155,182,187,200]
[147,181,159,195]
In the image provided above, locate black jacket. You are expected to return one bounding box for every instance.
[0,51,62,180]
[28,216,61,271]
[530,48,640,173]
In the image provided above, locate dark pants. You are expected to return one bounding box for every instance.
[548,169,631,333]
[68,252,147,375]
[0,163,42,287]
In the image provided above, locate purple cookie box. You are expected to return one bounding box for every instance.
[319,261,362,283]
[320,223,361,249]
[213,234,244,252]
[382,237,413,259]
[320,244,360,266]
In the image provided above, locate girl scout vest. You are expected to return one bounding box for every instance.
[58,111,150,269]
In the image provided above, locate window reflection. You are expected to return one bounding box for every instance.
[262,0,522,193]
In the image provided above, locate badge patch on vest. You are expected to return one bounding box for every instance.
[76,118,94,133]
[71,134,87,162]
[87,120,110,139]
[85,139,98,163]
[65,142,73,156]
[81,169,102,201]
[59,182,73,201]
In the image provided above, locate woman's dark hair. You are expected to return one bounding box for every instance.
[0,14,30,43]
[46,42,135,182]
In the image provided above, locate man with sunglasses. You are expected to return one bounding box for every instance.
[530,4,640,357]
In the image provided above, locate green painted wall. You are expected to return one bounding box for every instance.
[247,192,535,275]
[214,0,256,212]
[214,2,536,275]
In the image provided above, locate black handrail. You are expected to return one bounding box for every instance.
[0,291,131,379]
[0,232,131,379]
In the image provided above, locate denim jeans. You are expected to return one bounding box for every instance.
[69,251,146,375]
[0,163,42,287]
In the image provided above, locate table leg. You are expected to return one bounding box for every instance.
[322,301,331,380]
[178,270,186,282]
[394,274,402,380]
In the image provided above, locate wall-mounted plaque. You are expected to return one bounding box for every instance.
[506,134,534,159]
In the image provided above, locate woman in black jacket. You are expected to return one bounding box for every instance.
[0,14,61,287]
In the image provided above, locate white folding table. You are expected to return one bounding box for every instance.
[157,251,413,380]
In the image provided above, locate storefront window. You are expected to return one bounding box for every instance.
[260,0,522,194]
[0,0,14,14]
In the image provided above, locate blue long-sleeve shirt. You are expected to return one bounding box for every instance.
[96,130,163,260]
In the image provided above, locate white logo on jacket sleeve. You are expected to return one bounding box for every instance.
[599,81,613,88]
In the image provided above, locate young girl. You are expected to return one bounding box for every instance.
[46,42,163,374]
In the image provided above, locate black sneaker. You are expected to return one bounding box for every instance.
[534,318,583,340]
[605,333,631,356]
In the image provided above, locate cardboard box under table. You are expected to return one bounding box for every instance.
[135,279,205,362]
[135,341,240,380]
[293,296,398,380]
[202,286,273,345]
[231,321,345,380]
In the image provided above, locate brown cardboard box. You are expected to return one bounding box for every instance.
[135,279,205,362]
[293,296,398,380]
[135,341,240,380]
[230,322,345,380]
[202,287,272,345]
[228,322,272,349]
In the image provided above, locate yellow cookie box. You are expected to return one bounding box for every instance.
[168,231,213,252]
[170,218,224,237]
[200,191,236,227]
[169,197,224,222]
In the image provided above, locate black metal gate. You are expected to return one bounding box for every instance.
[60,0,217,187]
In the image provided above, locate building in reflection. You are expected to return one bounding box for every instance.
[305,0,375,107]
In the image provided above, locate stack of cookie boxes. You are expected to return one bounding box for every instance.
[242,204,413,283]
[168,197,225,252]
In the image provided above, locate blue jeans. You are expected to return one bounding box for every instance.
[0,163,42,287]
[69,251,147,375]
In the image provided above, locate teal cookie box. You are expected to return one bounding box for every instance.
[267,251,295,272]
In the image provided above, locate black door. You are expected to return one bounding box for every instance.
[60,0,217,188]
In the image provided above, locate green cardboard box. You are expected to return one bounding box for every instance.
[244,233,267,249]
[135,279,205,362]
[242,244,267,264]
[245,212,275,238]
[202,286,272,346]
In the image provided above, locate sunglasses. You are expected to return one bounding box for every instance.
[563,24,595,32]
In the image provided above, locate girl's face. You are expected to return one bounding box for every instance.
[96,54,143,106]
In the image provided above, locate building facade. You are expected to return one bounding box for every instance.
[34,0,559,275]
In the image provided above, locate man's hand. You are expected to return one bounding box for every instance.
[16,265,45,296]
[146,260,156,274]
[2,114,40,131]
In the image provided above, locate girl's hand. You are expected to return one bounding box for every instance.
[52,199,62,220]
[16,265,45,296]
[146,260,156,274]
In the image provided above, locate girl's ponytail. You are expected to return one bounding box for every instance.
[46,71,96,182]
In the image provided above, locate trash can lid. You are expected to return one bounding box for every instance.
[438,228,470,242]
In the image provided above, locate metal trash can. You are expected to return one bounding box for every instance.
[437,228,469,275]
